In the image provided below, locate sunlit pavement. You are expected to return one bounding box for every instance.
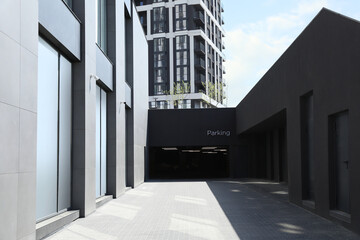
[45,180,360,240]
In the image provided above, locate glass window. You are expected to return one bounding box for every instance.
[149,101,168,109]
[153,37,168,94]
[176,51,188,65]
[153,7,165,21]
[154,38,165,52]
[175,36,188,50]
[176,67,188,82]
[37,38,72,221]
[175,4,187,18]
[154,53,166,67]
[175,4,187,31]
[154,84,167,95]
[176,20,187,31]
[155,69,165,83]
[157,101,168,109]
[96,0,107,53]
[149,101,156,109]
[177,99,191,109]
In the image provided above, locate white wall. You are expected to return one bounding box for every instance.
[0,0,38,239]
[132,5,149,187]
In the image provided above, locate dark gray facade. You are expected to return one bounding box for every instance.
[147,8,360,235]
[235,8,360,234]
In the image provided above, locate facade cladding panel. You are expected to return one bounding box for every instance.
[234,9,360,234]
[135,0,226,109]
[0,0,148,239]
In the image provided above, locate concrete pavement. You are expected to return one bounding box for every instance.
[45,180,360,240]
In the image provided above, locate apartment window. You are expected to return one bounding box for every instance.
[96,0,107,53]
[153,7,166,33]
[176,51,188,65]
[154,37,168,95]
[176,20,187,31]
[37,38,72,221]
[154,7,165,21]
[154,84,167,95]
[154,38,166,52]
[177,99,191,109]
[174,35,189,91]
[150,101,169,109]
[175,35,188,50]
[155,69,166,83]
[176,67,188,82]
[175,4,187,31]
[154,53,166,67]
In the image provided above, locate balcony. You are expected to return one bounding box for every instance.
[195,73,206,84]
[194,42,205,55]
[195,58,206,70]
[194,11,205,25]
[221,2,224,12]
[223,65,226,74]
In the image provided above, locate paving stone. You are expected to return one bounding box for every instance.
[45,180,360,240]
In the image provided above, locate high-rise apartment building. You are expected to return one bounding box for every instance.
[135,0,226,109]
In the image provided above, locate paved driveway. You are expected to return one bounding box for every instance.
[46,180,360,240]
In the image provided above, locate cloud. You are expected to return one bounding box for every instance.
[225,0,329,107]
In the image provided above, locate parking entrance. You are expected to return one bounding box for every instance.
[148,146,229,179]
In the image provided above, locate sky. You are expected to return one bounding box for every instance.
[222,0,360,107]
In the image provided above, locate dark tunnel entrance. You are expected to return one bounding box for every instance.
[148,146,229,179]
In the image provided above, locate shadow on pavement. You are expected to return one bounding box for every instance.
[206,179,360,240]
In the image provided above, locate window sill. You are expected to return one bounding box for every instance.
[36,210,79,239]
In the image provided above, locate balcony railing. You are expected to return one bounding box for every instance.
[195,73,206,84]
[194,11,205,25]
[194,42,205,55]
[195,58,206,70]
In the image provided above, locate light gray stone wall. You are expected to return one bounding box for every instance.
[108,0,127,197]
[0,0,148,239]
[132,5,148,187]
[71,0,97,217]
[0,0,38,239]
